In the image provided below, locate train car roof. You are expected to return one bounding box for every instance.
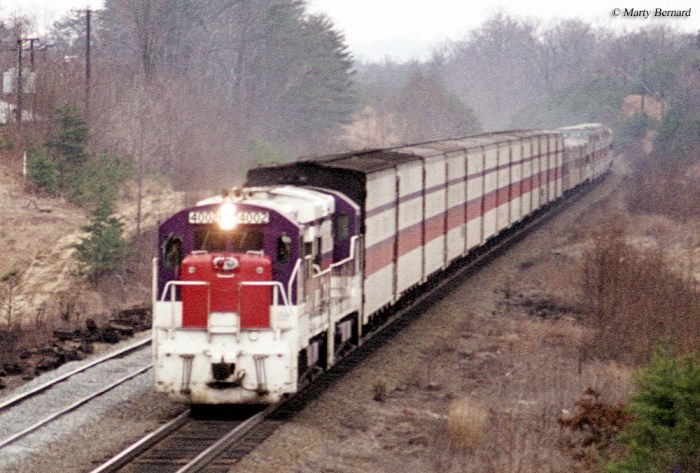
[245,129,563,210]
[249,129,559,177]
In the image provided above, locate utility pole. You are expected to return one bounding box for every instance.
[75,9,93,115]
[14,38,40,123]
[85,9,92,115]
[16,38,22,123]
[28,38,38,70]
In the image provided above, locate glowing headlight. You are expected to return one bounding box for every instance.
[218,202,237,230]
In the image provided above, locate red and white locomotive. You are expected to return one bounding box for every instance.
[152,124,612,404]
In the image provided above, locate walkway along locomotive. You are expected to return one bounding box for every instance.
[152,124,613,404]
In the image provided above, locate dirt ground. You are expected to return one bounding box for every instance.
[2,144,697,471]
[0,153,183,329]
[229,168,697,473]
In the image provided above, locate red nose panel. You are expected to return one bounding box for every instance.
[181,252,272,329]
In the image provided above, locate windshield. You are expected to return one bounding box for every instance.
[193,225,264,253]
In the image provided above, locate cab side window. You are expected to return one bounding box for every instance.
[163,234,183,269]
[335,214,350,241]
[314,236,322,266]
[277,234,292,264]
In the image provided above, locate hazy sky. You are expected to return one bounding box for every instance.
[6,0,698,62]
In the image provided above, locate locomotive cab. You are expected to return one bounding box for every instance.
[152,186,361,404]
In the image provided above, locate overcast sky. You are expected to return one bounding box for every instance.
[5,0,698,62]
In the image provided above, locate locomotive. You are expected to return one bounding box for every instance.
[152,124,613,404]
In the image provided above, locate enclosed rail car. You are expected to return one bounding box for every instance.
[152,124,613,404]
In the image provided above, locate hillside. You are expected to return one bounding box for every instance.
[0,150,185,329]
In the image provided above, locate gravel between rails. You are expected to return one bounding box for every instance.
[0,333,185,473]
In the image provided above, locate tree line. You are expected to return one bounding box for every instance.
[2,4,695,278]
[2,5,699,466]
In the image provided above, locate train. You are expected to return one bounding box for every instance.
[152,123,613,404]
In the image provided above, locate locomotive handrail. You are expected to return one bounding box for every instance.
[285,235,360,304]
[160,280,291,330]
[333,235,360,269]
[160,280,211,302]
[313,235,360,278]
[152,257,158,307]
[287,258,302,303]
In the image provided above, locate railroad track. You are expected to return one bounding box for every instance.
[90,174,610,473]
[0,338,152,459]
[90,406,271,473]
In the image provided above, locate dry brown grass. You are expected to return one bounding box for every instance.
[626,156,700,223]
[447,398,487,453]
[580,220,700,365]
[422,309,634,473]
[558,388,632,470]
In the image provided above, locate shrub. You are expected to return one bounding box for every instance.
[614,112,655,151]
[25,105,132,209]
[605,347,700,473]
[559,388,632,450]
[580,222,700,365]
[625,156,700,223]
[47,103,90,195]
[27,148,59,195]
[69,152,132,206]
[73,199,129,284]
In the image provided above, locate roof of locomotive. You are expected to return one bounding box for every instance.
[195,186,335,225]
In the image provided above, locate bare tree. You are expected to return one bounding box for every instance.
[536,20,598,93]
[444,13,541,129]
[0,271,22,328]
[391,69,481,143]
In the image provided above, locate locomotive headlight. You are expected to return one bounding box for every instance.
[218,202,237,230]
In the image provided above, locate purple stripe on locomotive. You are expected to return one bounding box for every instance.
[157,203,301,303]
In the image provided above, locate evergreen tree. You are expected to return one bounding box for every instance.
[27,148,59,195]
[71,153,133,207]
[275,13,358,147]
[27,104,132,208]
[606,347,700,473]
[47,104,90,199]
[73,198,129,284]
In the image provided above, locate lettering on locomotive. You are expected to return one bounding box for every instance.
[188,210,271,225]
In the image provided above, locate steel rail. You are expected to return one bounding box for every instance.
[0,337,152,411]
[175,405,276,473]
[0,364,153,450]
[88,410,191,473]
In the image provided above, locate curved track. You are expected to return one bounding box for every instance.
[0,338,152,454]
[91,175,608,473]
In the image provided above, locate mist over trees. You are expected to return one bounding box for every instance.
[22,0,357,189]
[435,14,693,131]
[94,0,358,187]
[1,5,697,193]
[350,64,481,147]
[336,12,700,143]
